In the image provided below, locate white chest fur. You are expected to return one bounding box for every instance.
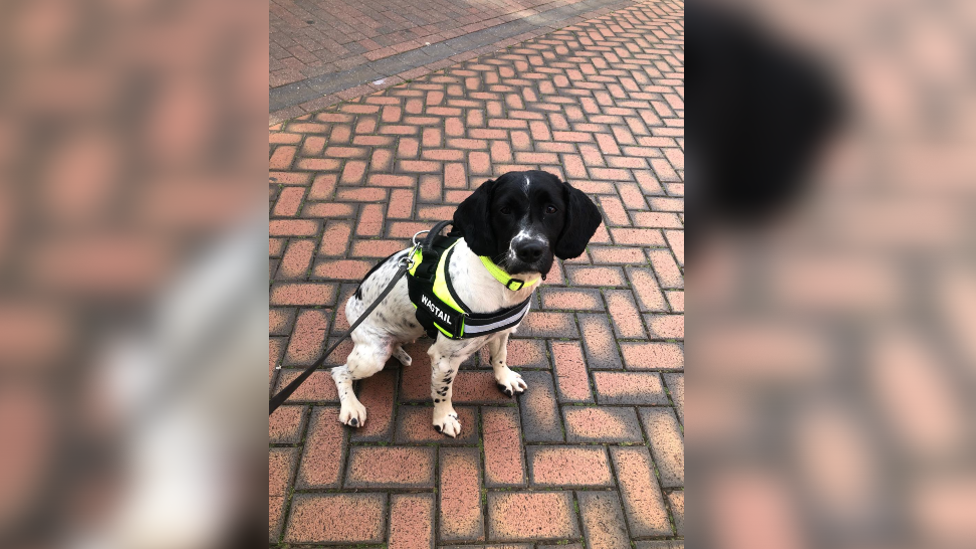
[446,239,538,313]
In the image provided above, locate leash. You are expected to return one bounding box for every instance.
[269,225,448,415]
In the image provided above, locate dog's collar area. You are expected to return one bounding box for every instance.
[407,232,534,340]
[478,256,540,291]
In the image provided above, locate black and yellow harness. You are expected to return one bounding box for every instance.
[406,220,539,340]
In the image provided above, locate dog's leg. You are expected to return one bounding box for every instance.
[428,345,465,438]
[332,340,391,427]
[331,366,361,426]
[393,345,412,366]
[487,331,527,397]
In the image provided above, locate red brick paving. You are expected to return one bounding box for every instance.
[636,543,684,549]
[577,490,632,549]
[592,370,668,404]
[517,371,565,443]
[345,446,436,488]
[620,340,683,370]
[273,369,339,402]
[639,407,685,488]
[272,0,553,87]
[527,446,614,487]
[485,338,550,369]
[610,446,673,537]
[552,341,595,402]
[482,407,528,487]
[487,491,580,541]
[439,448,486,542]
[667,490,684,536]
[578,313,624,369]
[295,406,345,488]
[389,493,436,549]
[283,493,387,543]
[268,447,297,496]
[271,0,643,122]
[268,404,305,443]
[269,1,682,546]
[563,406,645,442]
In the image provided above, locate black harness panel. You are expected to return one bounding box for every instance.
[406,222,532,340]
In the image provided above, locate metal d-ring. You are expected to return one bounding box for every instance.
[411,229,430,247]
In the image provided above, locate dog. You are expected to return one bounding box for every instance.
[330,170,602,437]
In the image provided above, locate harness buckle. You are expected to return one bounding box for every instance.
[506,279,525,291]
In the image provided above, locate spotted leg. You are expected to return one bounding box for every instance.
[428,345,466,438]
[488,330,527,397]
[331,339,391,427]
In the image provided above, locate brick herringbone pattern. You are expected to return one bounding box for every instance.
[272,0,576,87]
[269,1,683,545]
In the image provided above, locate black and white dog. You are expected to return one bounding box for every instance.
[331,170,602,437]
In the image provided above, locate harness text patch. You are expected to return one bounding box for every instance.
[421,294,453,325]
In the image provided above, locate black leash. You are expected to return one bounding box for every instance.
[269,222,454,415]
[269,256,411,415]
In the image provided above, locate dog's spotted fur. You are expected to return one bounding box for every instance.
[331,171,602,436]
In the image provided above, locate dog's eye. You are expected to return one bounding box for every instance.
[500,206,513,214]
[545,205,558,214]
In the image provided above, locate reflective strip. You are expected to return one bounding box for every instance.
[461,300,532,334]
[464,296,531,326]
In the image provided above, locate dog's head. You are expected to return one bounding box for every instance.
[453,170,603,276]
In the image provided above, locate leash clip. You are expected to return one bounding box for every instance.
[400,246,419,270]
[401,230,428,270]
[411,229,430,248]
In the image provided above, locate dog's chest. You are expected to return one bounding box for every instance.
[446,241,536,314]
[346,242,535,343]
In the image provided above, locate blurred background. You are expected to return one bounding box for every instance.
[691,0,976,548]
[1,0,975,547]
[0,0,267,548]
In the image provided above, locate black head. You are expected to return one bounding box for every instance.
[453,170,603,276]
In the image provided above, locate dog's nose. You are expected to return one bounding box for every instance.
[516,242,545,263]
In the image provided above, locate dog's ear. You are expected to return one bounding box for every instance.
[453,178,496,256]
[554,180,603,259]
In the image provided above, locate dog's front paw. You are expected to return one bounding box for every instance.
[339,400,367,428]
[495,366,527,397]
[432,406,462,438]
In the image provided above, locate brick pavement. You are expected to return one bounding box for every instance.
[270,0,642,122]
[271,0,599,88]
[269,1,683,546]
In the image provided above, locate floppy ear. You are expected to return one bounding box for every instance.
[453,178,496,256]
[554,180,603,259]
